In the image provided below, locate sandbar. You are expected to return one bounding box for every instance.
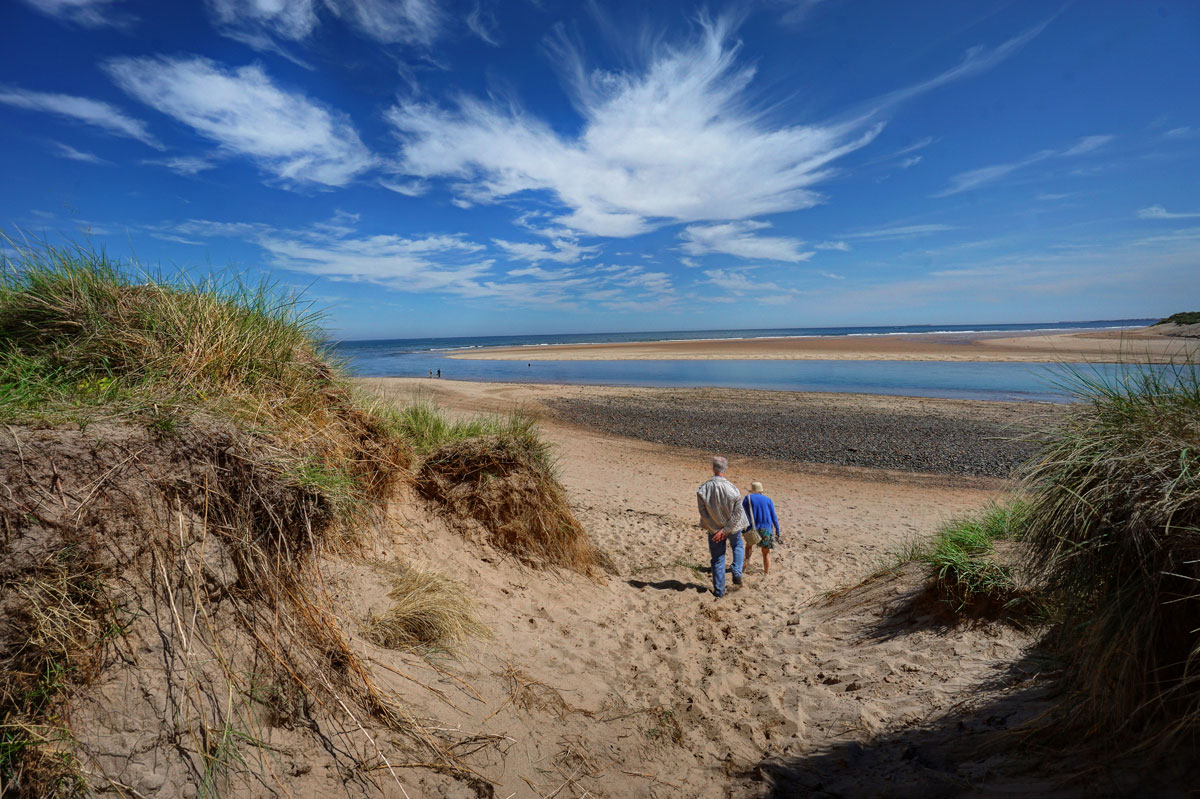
[446,327,1197,363]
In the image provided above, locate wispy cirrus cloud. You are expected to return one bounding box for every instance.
[934,134,1115,197]
[387,15,884,237]
[815,240,850,251]
[848,223,955,239]
[493,237,600,264]
[105,56,374,187]
[205,0,443,54]
[386,15,1047,238]
[141,155,219,176]
[466,1,499,45]
[0,87,161,148]
[680,220,813,262]
[702,268,797,301]
[20,0,129,27]
[50,141,109,164]
[148,217,673,309]
[1137,204,1200,220]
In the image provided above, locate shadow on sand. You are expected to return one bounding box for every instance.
[627,578,709,593]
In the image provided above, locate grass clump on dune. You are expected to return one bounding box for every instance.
[1022,362,1200,751]
[413,408,608,576]
[363,563,487,654]
[903,500,1034,618]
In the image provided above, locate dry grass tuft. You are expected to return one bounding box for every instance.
[363,564,487,653]
[415,419,604,576]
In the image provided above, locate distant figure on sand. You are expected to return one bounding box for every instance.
[742,482,781,575]
[697,456,749,598]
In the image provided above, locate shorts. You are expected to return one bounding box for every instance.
[755,528,775,549]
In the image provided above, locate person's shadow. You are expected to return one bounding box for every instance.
[627,578,708,593]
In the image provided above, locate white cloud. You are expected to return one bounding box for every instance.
[1163,126,1196,140]
[386,16,1043,238]
[848,223,954,239]
[869,19,1054,113]
[151,217,675,310]
[680,220,813,262]
[1137,204,1200,220]
[703,268,786,294]
[898,156,921,168]
[815,240,849,251]
[106,56,374,187]
[142,155,218,175]
[493,238,600,264]
[1036,192,1072,201]
[0,87,161,148]
[378,177,428,196]
[387,16,883,237]
[205,0,442,52]
[466,1,499,45]
[50,141,109,164]
[324,0,442,45]
[20,0,128,27]
[935,134,1115,197]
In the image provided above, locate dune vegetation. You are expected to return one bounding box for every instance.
[905,361,1200,754]
[0,239,599,797]
[1154,311,1200,326]
[1021,362,1200,752]
[907,500,1034,617]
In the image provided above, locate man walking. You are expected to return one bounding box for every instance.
[697,455,748,598]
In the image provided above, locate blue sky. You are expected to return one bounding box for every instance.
[1,0,1197,340]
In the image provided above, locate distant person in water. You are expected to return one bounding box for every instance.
[697,456,748,598]
[428,369,433,378]
[437,368,441,378]
[742,482,781,575]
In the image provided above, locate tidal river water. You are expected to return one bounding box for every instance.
[333,321,1159,403]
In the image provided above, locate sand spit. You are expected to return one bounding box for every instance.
[445,327,1199,363]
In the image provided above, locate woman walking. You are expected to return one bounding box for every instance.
[742,481,781,575]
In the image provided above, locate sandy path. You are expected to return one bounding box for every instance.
[444,328,1197,363]
[359,379,1043,796]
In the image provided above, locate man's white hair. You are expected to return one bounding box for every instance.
[712,455,728,474]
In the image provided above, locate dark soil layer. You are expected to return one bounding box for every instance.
[546,390,1061,477]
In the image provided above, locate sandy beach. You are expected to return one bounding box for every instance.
[446,327,1199,363]
[349,378,1061,796]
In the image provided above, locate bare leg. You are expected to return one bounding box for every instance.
[762,547,770,575]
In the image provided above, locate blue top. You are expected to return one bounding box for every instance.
[742,494,780,535]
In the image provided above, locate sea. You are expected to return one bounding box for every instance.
[332,319,1161,403]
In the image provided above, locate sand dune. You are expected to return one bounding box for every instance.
[352,379,1051,796]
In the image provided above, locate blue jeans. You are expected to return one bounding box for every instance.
[708,531,744,596]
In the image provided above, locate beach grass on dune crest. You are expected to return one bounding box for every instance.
[1021,360,1200,751]
[0,239,492,795]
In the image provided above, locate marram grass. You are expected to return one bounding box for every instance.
[1022,360,1200,751]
